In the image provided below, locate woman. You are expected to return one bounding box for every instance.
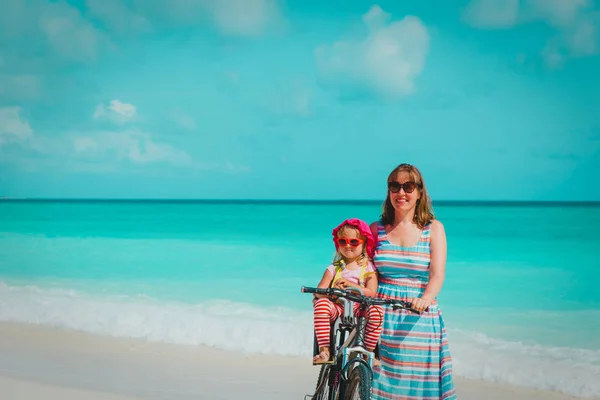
[370,163,457,399]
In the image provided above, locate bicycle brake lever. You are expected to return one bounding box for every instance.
[391,301,410,310]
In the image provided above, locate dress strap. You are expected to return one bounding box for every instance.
[424,222,433,235]
[418,222,433,245]
[376,221,386,241]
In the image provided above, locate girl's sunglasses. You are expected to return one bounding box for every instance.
[388,181,419,194]
[336,238,364,247]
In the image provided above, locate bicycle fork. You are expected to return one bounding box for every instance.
[340,303,375,371]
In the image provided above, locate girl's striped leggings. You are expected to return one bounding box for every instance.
[313,297,384,351]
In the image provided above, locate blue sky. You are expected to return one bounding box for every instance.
[0,0,598,201]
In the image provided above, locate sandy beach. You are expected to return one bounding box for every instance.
[0,322,593,400]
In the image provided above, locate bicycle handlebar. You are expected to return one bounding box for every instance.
[301,286,423,314]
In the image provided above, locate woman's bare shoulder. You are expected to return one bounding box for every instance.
[430,219,445,237]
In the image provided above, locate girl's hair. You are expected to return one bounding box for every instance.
[333,225,369,267]
[380,163,435,229]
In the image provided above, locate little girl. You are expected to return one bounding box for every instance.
[312,218,384,365]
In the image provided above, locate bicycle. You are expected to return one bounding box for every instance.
[301,285,421,400]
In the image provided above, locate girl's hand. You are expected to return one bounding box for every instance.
[334,278,353,290]
[410,296,433,313]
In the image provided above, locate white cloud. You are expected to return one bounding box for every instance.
[267,79,313,116]
[0,74,40,100]
[170,109,197,131]
[293,88,312,116]
[0,0,108,62]
[462,0,591,28]
[462,0,598,67]
[0,102,218,174]
[72,130,193,166]
[40,10,103,62]
[462,0,520,28]
[86,0,285,38]
[541,13,598,68]
[314,5,429,99]
[526,0,591,28]
[542,42,565,68]
[543,18,598,67]
[0,1,108,105]
[0,107,33,146]
[568,17,598,55]
[224,70,240,83]
[5,127,201,172]
[85,0,152,35]
[73,136,98,152]
[0,105,199,172]
[225,160,251,174]
[94,100,138,125]
[203,0,286,37]
[2,121,233,173]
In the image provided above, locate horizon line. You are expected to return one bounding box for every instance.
[1,197,599,206]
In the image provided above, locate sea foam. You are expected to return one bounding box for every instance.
[1,281,598,398]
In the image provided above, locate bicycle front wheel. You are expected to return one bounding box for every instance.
[343,363,372,400]
[314,364,337,400]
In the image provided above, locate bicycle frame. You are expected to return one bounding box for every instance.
[337,294,377,374]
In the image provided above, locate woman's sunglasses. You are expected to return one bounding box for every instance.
[388,181,419,194]
[336,238,364,247]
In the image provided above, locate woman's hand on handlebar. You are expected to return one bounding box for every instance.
[410,296,433,313]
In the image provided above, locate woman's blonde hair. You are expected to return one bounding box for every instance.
[332,225,369,267]
[380,163,435,229]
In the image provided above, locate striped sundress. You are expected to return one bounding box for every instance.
[372,221,457,400]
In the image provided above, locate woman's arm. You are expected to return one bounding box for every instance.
[412,220,447,311]
[423,219,447,299]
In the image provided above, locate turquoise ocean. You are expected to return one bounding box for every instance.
[1,200,599,397]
